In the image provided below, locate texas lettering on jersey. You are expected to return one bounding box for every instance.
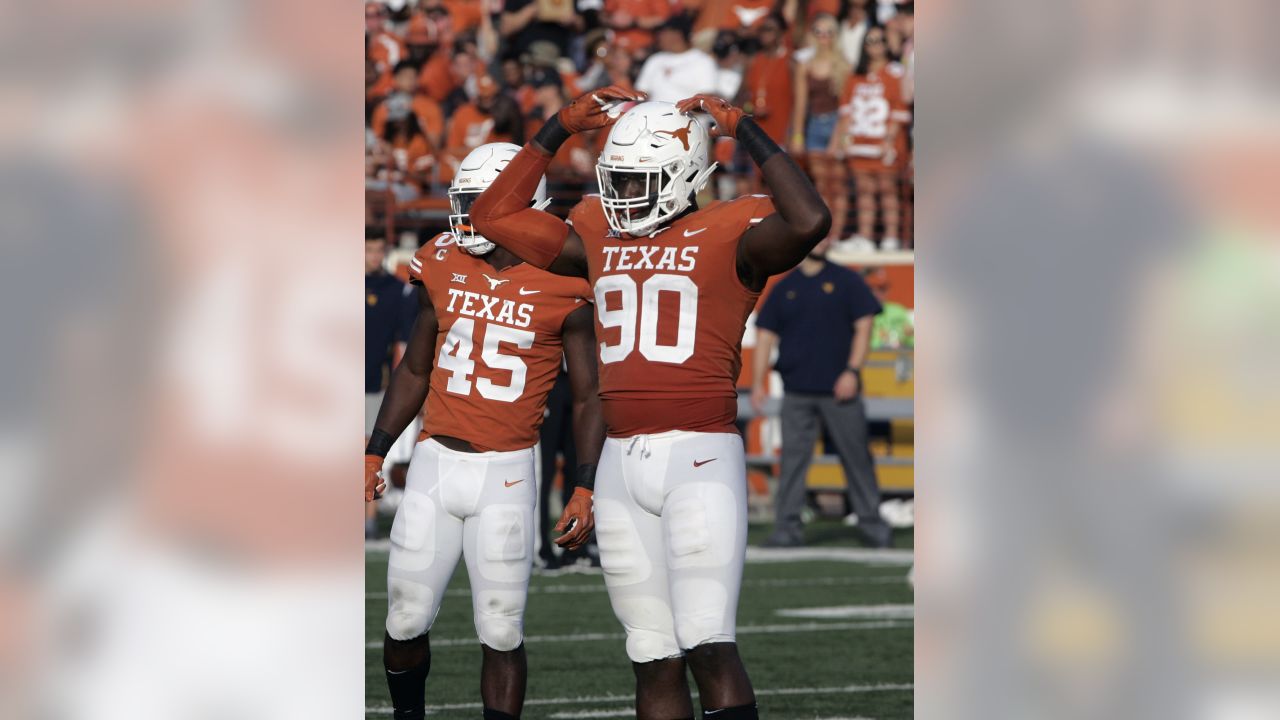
[568,194,775,437]
[408,234,592,450]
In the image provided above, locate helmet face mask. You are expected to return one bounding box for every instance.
[449,142,548,256]
[596,101,717,237]
[448,187,492,255]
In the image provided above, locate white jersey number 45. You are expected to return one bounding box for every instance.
[437,318,533,401]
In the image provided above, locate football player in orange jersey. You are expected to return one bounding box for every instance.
[470,91,831,720]
[364,142,604,720]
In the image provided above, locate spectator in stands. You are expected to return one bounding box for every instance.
[443,0,486,33]
[439,47,478,117]
[406,2,453,58]
[712,30,745,100]
[635,17,720,103]
[603,0,670,55]
[751,237,891,548]
[692,0,774,51]
[379,113,435,199]
[499,0,581,57]
[837,0,873,68]
[737,13,792,146]
[372,60,446,151]
[832,24,910,251]
[442,73,524,182]
[889,2,914,102]
[367,56,392,114]
[602,44,639,93]
[575,30,614,92]
[365,226,416,537]
[367,1,406,71]
[791,13,850,243]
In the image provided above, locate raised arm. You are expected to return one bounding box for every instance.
[552,304,605,550]
[365,286,439,501]
[675,95,831,289]
[469,85,644,278]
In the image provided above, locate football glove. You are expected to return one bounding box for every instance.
[365,454,387,502]
[675,94,748,137]
[558,85,646,134]
[553,487,595,551]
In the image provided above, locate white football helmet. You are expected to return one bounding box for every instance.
[449,142,549,255]
[596,101,718,237]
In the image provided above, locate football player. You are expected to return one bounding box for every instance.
[364,142,604,720]
[470,92,831,719]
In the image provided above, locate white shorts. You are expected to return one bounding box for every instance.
[384,438,536,651]
[594,430,749,663]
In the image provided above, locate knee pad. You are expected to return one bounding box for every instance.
[672,578,733,650]
[612,596,681,662]
[474,589,525,651]
[386,577,437,641]
[625,629,684,664]
[474,505,530,584]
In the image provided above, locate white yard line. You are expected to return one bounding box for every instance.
[365,540,913,566]
[366,619,911,649]
[365,574,909,600]
[548,710,636,719]
[365,682,912,715]
[776,604,915,620]
[744,546,913,566]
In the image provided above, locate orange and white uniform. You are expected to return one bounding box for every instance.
[839,64,912,174]
[567,194,774,662]
[569,194,771,437]
[406,235,591,451]
[385,234,591,649]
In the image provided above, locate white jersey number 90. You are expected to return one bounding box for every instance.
[595,274,698,364]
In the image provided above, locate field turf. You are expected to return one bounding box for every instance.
[366,520,914,718]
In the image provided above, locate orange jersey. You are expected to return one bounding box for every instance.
[839,65,912,173]
[568,195,774,437]
[371,94,445,143]
[408,234,593,451]
[742,47,794,145]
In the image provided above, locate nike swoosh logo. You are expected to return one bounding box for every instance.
[693,458,717,467]
[504,479,526,487]
[518,288,540,295]
[683,228,707,237]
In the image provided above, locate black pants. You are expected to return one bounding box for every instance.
[538,370,579,559]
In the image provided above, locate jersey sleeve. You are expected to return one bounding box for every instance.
[407,233,452,286]
[742,194,777,233]
[886,66,912,123]
[407,250,426,286]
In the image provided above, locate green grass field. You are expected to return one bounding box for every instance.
[366,520,914,719]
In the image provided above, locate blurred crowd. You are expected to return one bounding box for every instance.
[365,0,915,251]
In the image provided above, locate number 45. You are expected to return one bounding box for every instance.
[437,318,534,402]
[595,274,698,364]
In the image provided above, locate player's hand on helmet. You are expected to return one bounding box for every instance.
[675,94,748,137]
[558,85,645,134]
[365,455,387,502]
[553,488,595,551]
